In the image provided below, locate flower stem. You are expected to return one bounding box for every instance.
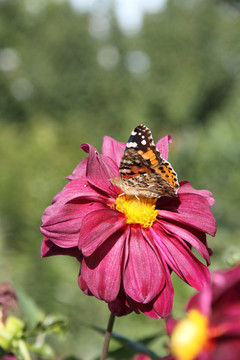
[100,312,116,360]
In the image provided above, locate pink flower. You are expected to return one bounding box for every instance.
[165,264,240,360]
[40,133,216,318]
[133,354,153,360]
[1,355,18,360]
[0,283,17,323]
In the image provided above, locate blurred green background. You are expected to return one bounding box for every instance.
[1,0,240,358]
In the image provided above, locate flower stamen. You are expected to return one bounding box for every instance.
[170,309,209,360]
[115,194,158,228]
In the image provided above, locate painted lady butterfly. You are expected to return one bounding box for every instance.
[111,124,179,198]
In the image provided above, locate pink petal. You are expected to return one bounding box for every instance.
[134,259,174,319]
[212,292,240,323]
[81,143,119,195]
[211,264,240,302]
[160,220,211,265]
[79,209,126,256]
[123,227,165,303]
[101,136,125,167]
[1,355,18,360]
[80,231,126,301]
[133,354,152,360]
[210,340,240,360]
[186,285,212,317]
[158,192,216,237]
[165,317,178,335]
[151,260,174,318]
[127,298,159,318]
[41,238,82,261]
[40,178,113,247]
[78,274,93,296]
[211,307,240,335]
[160,356,175,360]
[108,290,133,316]
[156,135,172,160]
[212,318,240,337]
[41,201,106,248]
[42,179,109,223]
[151,224,210,291]
[178,181,215,206]
[209,265,240,332]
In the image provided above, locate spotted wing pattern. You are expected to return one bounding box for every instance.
[111,124,179,198]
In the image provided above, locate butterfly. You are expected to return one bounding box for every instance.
[111,124,179,198]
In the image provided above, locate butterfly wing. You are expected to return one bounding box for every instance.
[117,125,179,198]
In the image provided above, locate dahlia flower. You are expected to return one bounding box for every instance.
[133,354,152,360]
[165,264,240,360]
[1,355,18,360]
[40,131,216,318]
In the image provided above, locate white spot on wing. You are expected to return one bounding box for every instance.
[141,139,146,145]
[131,130,137,135]
[127,141,138,148]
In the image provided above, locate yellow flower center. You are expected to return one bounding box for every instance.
[115,194,158,228]
[170,309,209,360]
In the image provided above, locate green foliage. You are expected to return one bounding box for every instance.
[92,325,161,359]
[0,286,67,360]
[1,0,240,358]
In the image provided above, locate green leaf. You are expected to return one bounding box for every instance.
[16,339,32,360]
[92,325,160,359]
[34,314,68,335]
[13,285,45,329]
[27,342,55,359]
[0,348,7,357]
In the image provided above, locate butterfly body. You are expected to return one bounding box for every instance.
[111,125,179,198]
